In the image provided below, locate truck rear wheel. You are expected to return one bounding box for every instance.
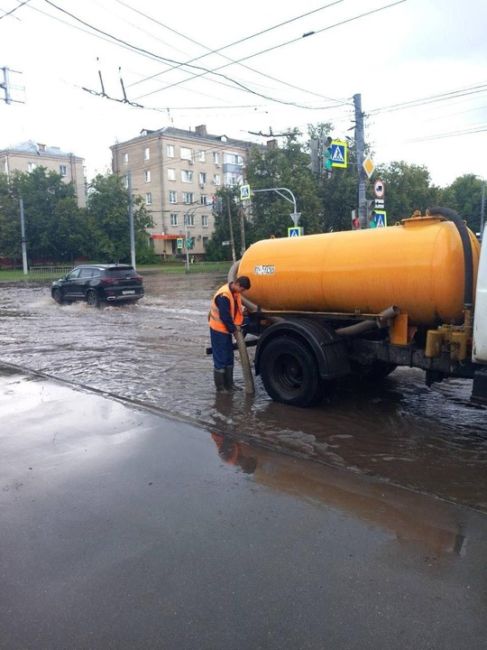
[259,336,323,407]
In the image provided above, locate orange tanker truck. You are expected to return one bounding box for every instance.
[233,207,487,407]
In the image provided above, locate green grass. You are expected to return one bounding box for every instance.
[0,261,232,282]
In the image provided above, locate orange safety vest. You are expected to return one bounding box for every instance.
[209,283,244,333]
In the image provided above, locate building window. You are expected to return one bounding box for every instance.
[198,150,206,162]
[224,173,240,186]
[145,192,152,205]
[144,147,150,161]
[203,236,209,249]
[144,169,151,183]
[199,172,207,185]
[181,169,193,183]
[166,144,175,157]
[200,194,208,205]
[213,174,221,185]
[169,190,177,203]
[167,168,176,181]
[213,152,220,164]
[27,162,37,172]
[123,153,129,164]
[202,214,209,227]
[184,213,195,226]
[224,152,243,165]
[182,192,194,204]
[122,175,129,189]
[59,164,67,177]
[170,213,178,226]
[180,147,192,161]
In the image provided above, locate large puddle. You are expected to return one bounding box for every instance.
[1,272,486,510]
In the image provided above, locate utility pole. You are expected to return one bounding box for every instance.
[238,205,246,256]
[1,66,11,104]
[0,66,24,104]
[127,172,136,269]
[19,198,28,275]
[353,93,367,229]
[226,193,237,262]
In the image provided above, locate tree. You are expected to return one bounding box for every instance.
[6,167,86,262]
[86,174,153,263]
[0,173,21,261]
[438,174,484,233]
[205,187,242,261]
[246,130,321,240]
[373,161,440,224]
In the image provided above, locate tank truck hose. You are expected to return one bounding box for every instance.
[427,206,474,311]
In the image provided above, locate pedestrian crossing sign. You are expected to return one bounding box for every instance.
[288,226,304,237]
[240,184,251,201]
[330,139,348,169]
[373,210,387,228]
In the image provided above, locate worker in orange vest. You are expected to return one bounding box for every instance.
[208,276,251,391]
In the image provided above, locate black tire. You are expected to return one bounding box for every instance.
[86,289,101,308]
[259,336,323,407]
[52,288,64,304]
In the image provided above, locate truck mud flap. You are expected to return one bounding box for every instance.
[472,367,487,406]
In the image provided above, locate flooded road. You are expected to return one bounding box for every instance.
[1,272,486,511]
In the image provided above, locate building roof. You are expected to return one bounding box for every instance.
[0,140,83,160]
[111,125,256,150]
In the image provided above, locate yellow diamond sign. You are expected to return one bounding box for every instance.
[363,157,375,178]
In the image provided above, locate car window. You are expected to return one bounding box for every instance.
[79,268,94,278]
[105,267,136,278]
[67,269,81,280]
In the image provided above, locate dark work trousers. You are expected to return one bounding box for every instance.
[210,328,234,369]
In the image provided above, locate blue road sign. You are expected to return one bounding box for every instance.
[330,140,348,169]
[288,226,304,237]
[373,210,387,228]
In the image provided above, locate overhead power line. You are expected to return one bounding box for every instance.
[0,0,32,21]
[135,0,407,101]
[121,0,347,104]
[405,123,487,143]
[41,0,348,110]
[369,81,487,115]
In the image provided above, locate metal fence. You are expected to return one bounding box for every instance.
[29,266,72,277]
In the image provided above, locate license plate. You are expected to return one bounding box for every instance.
[122,290,135,295]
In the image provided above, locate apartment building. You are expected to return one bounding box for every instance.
[0,140,86,207]
[111,125,255,257]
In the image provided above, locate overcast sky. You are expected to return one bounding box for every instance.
[1,0,486,187]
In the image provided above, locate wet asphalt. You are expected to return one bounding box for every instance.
[1,365,486,650]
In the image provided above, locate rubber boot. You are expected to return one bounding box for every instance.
[213,368,227,392]
[224,365,240,391]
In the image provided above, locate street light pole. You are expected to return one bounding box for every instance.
[127,171,136,269]
[251,187,300,225]
[19,197,28,275]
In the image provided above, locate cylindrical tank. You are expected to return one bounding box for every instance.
[238,216,480,326]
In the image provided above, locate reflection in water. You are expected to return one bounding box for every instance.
[0,275,486,510]
[209,430,466,557]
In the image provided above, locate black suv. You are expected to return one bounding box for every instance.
[51,264,144,307]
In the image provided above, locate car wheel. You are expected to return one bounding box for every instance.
[86,289,101,308]
[52,288,64,304]
[259,336,323,407]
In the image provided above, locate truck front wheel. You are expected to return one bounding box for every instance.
[259,336,323,407]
